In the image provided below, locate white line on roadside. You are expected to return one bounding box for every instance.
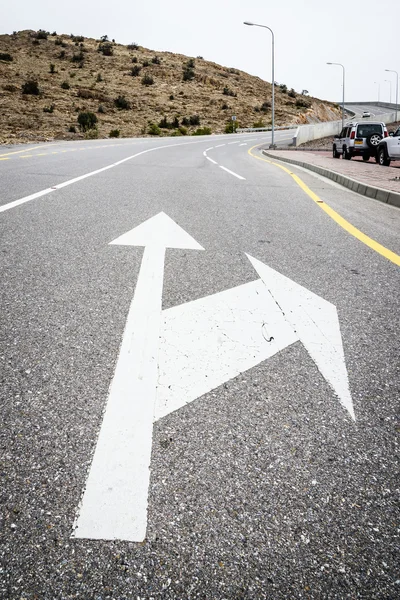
[206,156,218,165]
[219,165,246,180]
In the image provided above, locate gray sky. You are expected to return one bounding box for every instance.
[2,0,398,103]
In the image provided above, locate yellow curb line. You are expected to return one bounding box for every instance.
[248,144,400,267]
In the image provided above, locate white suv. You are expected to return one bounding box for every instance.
[332,121,388,161]
[375,126,400,166]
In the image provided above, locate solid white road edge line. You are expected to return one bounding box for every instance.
[206,157,218,165]
[219,165,246,180]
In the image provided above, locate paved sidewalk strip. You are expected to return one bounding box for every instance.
[263,150,400,208]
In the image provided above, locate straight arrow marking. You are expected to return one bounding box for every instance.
[73,213,203,542]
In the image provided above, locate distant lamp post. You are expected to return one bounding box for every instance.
[244,21,275,148]
[384,79,392,104]
[374,81,380,103]
[327,62,345,130]
[385,69,398,122]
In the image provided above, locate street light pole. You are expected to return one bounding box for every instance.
[327,62,345,131]
[244,21,275,148]
[385,79,392,104]
[385,69,398,122]
[374,81,380,103]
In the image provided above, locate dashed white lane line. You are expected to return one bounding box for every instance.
[228,141,240,145]
[206,156,218,165]
[219,165,246,180]
[239,143,248,146]
[215,144,225,148]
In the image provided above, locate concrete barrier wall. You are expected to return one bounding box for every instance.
[293,111,397,146]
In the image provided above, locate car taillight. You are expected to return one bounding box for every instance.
[384,131,388,137]
[350,131,355,139]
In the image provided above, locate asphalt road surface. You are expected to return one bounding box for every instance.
[1,132,399,600]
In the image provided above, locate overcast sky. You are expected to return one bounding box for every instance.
[2,0,398,103]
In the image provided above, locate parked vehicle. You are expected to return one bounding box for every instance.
[375,126,400,166]
[332,121,388,161]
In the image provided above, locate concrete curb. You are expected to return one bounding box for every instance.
[262,151,400,209]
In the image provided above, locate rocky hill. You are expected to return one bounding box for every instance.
[0,30,341,143]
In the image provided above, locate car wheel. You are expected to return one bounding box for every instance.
[362,154,370,162]
[378,148,391,167]
[333,145,340,158]
[367,133,382,149]
[343,146,351,160]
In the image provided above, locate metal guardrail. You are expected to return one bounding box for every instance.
[236,125,298,133]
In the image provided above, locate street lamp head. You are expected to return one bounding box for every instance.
[326,62,332,65]
[243,21,254,26]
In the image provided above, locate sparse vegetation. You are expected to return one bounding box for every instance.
[109,129,120,138]
[22,79,40,95]
[68,125,76,133]
[98,42,113,56]
[131,65,142,77]
[192,127,212,135]
[159,116,180,129]
[279,83,288,93]
[34,30,49,40]
[142,59,150,67]
[182,58,195,81]
[141,74,154,86]
[114,95,131,109]
[296,97,311,108]
[223,87,237,97]
[0,30,340,143]
[77,111,97,131]
[71,51,84,63]
[225,121,238,133]
[85,127,98,139]
[148,123,161,135]
[127,42,139,50]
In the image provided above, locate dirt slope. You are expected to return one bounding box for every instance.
[0,30,341,143]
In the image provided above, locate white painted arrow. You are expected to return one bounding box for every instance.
[156,254,354,422]
[73,212,203,542]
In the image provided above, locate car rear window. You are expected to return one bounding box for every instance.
[356,124,383,137]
